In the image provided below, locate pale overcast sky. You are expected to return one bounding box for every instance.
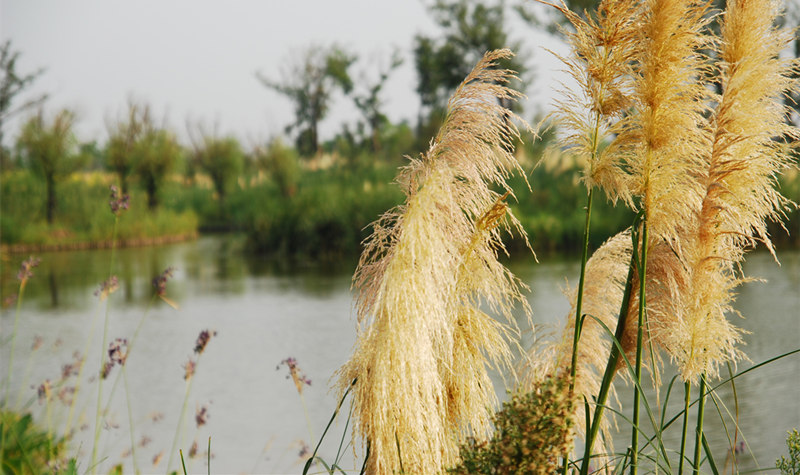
[0,0,567,149]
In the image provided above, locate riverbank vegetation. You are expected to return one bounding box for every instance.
[1,0,799,473]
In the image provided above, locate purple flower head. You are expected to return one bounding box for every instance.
[193,329,217,354]
[195,404,210,428]
[36,379,51,403]
[109,185,130,215]
[152,267,175,296]
[100,338,128,379]
[17,256,41,284]
[188,440,199,458]
[278,357,312,395]
[183,358,196,381]
[95,275,119,300]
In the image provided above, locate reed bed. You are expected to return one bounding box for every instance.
[326,0,799,472]
[1,0,798,472]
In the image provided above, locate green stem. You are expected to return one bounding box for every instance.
[299,392,315,448]
[4,281,28,405]
[167,351,206,474]
[123,368,139,474]
[1,277,29,470]
[91,215,120,473]
[168,378,194,474]
[99,295,158,424]
[679,381,691,475]
[564,186,594,475]
[693,375,707,475]
[578,226,638,475]
[630,219,648,475]
[569,187,594,390]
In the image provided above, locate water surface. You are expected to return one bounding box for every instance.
[1,236,797,473]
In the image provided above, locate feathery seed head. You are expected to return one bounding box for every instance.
[337,49,532,473]
[619,0,712,243]
[548,0,641,202]
[666,0,799,383]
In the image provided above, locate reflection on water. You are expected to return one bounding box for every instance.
[0,236,797,473]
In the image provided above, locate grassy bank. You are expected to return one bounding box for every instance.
[2,154,797,257]
[1,171,197,252]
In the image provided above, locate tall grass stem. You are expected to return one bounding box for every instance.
[0,275,30,470]
[122,368,139,474]
[693,375,707,474]
[679,381,691,475]
[578,223,638,475]
[630,219,648,475]
[91,214,120,473]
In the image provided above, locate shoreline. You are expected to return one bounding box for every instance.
[0,232,198,254]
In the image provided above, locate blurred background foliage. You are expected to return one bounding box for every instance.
[1,0,797,258]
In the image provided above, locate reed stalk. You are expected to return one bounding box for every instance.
[1,271,28,475]
[630,219,648,475]
[90,213,120,473]
[578,225,637,475]
[122,367,139,474]
[167,329,215,474]
[693,375,707,474]
[679,381,691,475]
[2,258,37,407]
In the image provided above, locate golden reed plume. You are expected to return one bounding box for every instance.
[529,0,798,463]
[666,0,799,383]
[544,0,640,203]
[336,49,532,473]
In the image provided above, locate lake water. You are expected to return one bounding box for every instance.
[1,236,798,474]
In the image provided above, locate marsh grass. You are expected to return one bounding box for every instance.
[335,49,534,473]
[0,170,198,250]
[311,0,798,471]
[0,188,222,475]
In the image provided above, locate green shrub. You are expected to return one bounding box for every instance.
[777,429,800,475]
[0,410,69,474]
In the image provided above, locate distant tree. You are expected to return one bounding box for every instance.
[79,140,104,170]
[105,100,151,193]
[253,137,300,198]
[0,40,48,169]
[352,49,404,153]
[133,125,181,210]
[188,127,244,209]
[257,45,356,157]
[16,109,83,223]
[781,3,799,127]
[413,0,528,115]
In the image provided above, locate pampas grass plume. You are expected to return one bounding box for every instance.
[667,0,800,383]
[336,49,532,473]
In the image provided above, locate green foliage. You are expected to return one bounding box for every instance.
[133,127,182,210]
[15,109,84,224]
[777,429,800,475]
[105,101,151,193]
[190,135,244,207]
[508,158,635,253]
[0,40,48,169]
[449,373,575,475]
[414,0,527,112]
[253,137,300,198]
[0,170,197,247]
[245,166,403,259]
[0,410,68,474]
[257,45,357,156]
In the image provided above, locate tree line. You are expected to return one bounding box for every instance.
[1,0,797,239]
